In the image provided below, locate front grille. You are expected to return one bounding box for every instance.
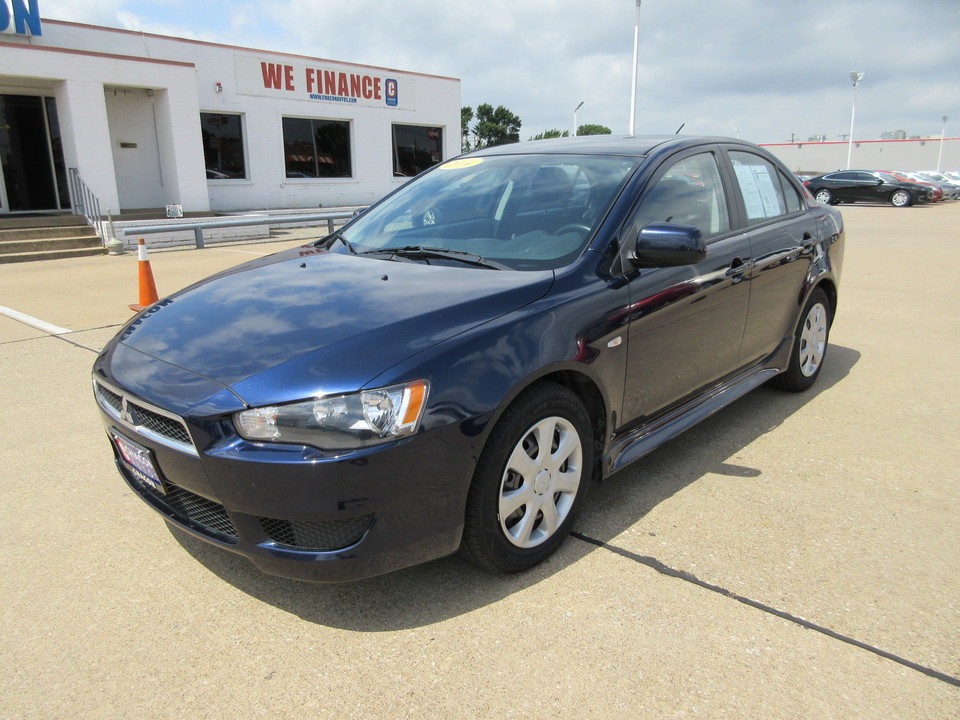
[130,404,192,445]
[259,515,374,551]
[94,378,197,456]
[97,383,123,413]
[128,471,238,542]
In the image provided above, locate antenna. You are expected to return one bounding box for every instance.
[675,123,685,135]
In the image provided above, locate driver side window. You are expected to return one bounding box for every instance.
[634,153,730,240]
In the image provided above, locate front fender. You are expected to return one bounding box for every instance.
[368,265,631,465]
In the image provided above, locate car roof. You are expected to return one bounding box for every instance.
[465,134,755,159]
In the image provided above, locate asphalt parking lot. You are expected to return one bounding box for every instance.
[2,203,958,718]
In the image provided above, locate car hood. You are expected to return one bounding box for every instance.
[114,246,553,408]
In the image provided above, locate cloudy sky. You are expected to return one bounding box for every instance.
[46,0,959,144]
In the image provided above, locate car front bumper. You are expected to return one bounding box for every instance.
[95,378,473,582]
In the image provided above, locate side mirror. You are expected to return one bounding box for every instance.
[630,222,706,268]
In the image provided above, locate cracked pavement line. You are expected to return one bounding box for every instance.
[571,531,960,688]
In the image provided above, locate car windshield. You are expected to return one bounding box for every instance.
[335,153,641,270]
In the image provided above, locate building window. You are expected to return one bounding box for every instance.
[200,113,246,179]
[282,117,351,178]
[392,125,443,177]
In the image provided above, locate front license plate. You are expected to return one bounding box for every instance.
[112,432,165,494]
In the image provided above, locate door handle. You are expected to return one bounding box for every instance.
[726,256,751,276]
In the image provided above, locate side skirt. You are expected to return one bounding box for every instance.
[604,364,782,476]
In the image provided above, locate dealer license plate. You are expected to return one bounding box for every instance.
[112,432,165,494]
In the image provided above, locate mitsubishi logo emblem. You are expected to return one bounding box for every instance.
[120,398,135,425]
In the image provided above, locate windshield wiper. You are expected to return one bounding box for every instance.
[359,246,506,270]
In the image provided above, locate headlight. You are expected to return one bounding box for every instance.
[234,380,429,450]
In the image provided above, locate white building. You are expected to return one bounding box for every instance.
[0,9,460,216]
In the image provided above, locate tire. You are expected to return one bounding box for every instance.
[814,188,833,205]
[461,382,593,574]
[773,288,831,392]
[890,190,911,207]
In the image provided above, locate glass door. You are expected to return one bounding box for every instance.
[0,95,68,212]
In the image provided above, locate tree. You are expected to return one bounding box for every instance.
[577,123,612,136]
[530,129,569,141]
[461,106,474,152]
[472,103,521,149]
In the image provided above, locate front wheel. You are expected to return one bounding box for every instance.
[461,382,593,574]
[890,190,911,207]
[773,288,832,392]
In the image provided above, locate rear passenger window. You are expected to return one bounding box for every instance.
[778,171,803,214]
[730,151,790,224]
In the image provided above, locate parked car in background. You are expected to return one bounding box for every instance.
[893,171,960,201]
[885,171,944,202]
[916,171,960,200]
[804,170,933,207]
[93,135,844,582]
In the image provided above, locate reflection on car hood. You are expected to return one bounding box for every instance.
[117,246,553,405]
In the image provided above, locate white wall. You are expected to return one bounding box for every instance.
[763,138,960,175]
[26,20,461,212]
[0,38,209,212]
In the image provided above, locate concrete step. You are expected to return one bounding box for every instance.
[0,246,105,264]
[0,214,88,230]
[0,236,103,255]
[0,225,97,242]
[0,214,104,262]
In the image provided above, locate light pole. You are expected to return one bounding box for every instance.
[573,101,584,137]
[937,115,948,171]
[629,0,641,136]
[846,71,863,170]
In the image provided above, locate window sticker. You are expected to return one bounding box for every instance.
[440,158,484,170]
[734,163,784,219]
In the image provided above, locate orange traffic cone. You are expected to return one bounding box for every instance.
[129,238,160,312]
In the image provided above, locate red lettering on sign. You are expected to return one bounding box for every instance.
[350,74,361,98]
[324,71,336,95]
[284,65,295,91]
[373,77,382,100]
[261,62,285,90]
[337,73,349,96]
[361,76,373,99]
[305,68,316,94]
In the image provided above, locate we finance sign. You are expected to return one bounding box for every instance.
[1,0,42,36]
[235,55,412,110]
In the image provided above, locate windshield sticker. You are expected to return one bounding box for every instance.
[440,158,484,170]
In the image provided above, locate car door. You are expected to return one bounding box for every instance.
[724,148,820,366]
[849,171,884,202]
[822,171,859,202]
[619,148,751,424]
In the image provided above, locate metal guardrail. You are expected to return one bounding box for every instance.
[121,212,355,249]
[67,167,105,244]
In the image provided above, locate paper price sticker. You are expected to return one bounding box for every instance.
[440,158,485,170]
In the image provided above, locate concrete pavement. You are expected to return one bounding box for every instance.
[1,205,958,718]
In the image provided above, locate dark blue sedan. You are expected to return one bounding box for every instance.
[93,135,844,581]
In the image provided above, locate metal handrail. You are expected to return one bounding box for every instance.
[67,168,105,244]
[121,212,355,249]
